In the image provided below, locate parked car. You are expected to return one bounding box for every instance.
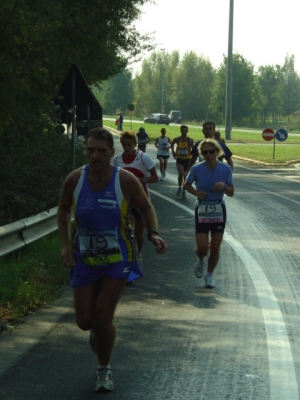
[168,110,182,123]
[144,113,169,125]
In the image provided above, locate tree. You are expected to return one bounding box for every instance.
[0,0,154,224]
[255,65,282,122]
[0,0,154,135]
[93,69,134,115]
[280,54,300,116]
[211,54,255,125]
[171,52,215,121]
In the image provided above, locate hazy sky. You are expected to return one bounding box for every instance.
[133,0,300,73]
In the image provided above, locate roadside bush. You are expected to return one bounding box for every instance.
[0,117,86,226]
[0,233,69,329]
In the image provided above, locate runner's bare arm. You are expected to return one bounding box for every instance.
[183,182,208,200]
[57,170,81,267]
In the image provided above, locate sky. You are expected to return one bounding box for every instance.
[133,0,300,73]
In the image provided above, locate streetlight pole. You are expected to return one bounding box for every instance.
[225,0,234,140]
[161,48,165,113]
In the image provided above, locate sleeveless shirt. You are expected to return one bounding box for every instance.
[157,136,170,156]
[72,165,137,268]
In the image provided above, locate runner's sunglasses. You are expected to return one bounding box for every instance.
[202,149,216,155]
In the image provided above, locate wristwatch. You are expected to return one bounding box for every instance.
[147,229,159,241]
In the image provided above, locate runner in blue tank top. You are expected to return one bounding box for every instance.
[184,138,234,289]
[57,127,167,393]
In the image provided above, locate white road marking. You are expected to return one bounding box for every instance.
[149,188,299,400]
[236,163,300,183]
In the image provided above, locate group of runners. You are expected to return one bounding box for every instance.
[57,122,234,393]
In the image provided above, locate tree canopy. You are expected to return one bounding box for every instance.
[0,0,154,225]
[0,0,153,134]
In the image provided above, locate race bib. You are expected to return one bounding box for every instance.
[161,146,169,153]
[139,139,146,145]
[198,203,223,223]
[78,227,123,266]
[178,148,188,156]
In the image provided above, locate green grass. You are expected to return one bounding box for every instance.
[0,232,68,330]
[104,119,300,164]
[232,145,300,164]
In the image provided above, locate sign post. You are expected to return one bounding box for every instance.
[262,128,274,159]
[262,128,288,160]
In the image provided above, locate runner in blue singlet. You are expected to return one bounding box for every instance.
[57,127,167,393]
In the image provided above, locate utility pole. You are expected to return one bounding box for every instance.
[225,0,234,140]
[161,48,165,113]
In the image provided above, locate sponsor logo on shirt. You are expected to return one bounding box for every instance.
[98,199,117,209]
[81,193,94,209]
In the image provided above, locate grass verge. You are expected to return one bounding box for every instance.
[0,232,68,332]
[104,120,300,164]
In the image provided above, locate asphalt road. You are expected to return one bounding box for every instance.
[1,140,300,399]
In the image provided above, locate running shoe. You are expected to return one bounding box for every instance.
[181,190,186,199]
[160,175,164,181]
[89,329,97,353]
[176,187,181,196]
[163,170,166,178]
[205,273,215,288]
[95,367,114,392]
[194,259,205,278]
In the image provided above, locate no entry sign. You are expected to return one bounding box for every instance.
[262,128,274,141]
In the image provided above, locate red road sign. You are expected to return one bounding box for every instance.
[262,128,275,141]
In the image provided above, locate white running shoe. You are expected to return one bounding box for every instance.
[205,273,215,288]
[95,368,114,392]
[194,259,205,278]
[160,175,164,181]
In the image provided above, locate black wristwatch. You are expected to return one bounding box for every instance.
[147,229,159,241]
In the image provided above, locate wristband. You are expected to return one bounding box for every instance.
[147,229,159,241]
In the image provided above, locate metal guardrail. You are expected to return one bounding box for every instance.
[0,207,58,257]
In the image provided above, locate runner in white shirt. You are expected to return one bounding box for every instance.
[113,130,158,269]
[155,128,171,181]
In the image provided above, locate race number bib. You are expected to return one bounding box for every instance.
[177,148,188,156]
[161,146,169,153]
[78,227,123,266]
[198,204,223,223]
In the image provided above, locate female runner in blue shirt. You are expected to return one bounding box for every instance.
[184,139,234,288]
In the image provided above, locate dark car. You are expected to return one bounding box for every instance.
[168,110,182,123]
[144,113,169,125]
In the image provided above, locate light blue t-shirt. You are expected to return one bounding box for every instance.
[186,161,233,204]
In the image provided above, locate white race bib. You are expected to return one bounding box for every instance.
[78,227,123,266]
[198,203,223,223]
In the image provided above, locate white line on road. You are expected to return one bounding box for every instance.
[149,188,299,400]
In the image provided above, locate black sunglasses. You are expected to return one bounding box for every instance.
[202,149,216,155]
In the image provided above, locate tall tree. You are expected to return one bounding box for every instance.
[0,0,154,134]
[171,51,215,121]
[280,54,300,116]
[256,65,282,122]
[93,69,134,115]
[211,54,255,125]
